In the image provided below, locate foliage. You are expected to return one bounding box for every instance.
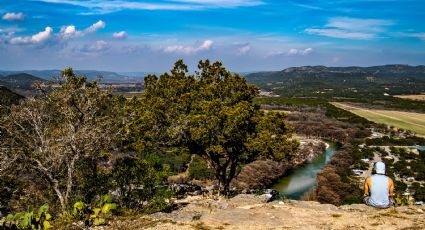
[1,204,52,230]
[71,195,117,227]
[154,148,191,174]
[112,155,171,212]
[0,68,122,213]
[0,175,22,213]
[365,136,425,146]
[254,97,372,126]
[73,157,112,205]
[125,60,299,195]
[394,194,414,206]
[188,156,215,180]
[412,186,425,202]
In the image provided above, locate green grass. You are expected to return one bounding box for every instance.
[332,102,425,136]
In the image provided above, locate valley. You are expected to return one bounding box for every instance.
[1,63,425,229]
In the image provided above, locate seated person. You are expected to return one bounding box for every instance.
[363,162,394,208]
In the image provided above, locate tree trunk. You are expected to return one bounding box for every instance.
[53,183,67,213]
[65,155,78,206]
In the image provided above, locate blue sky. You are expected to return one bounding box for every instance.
[0,0,424,72]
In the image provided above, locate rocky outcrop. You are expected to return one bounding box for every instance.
[102,195,425,230]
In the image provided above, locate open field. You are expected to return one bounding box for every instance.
[394,94,425,101]
[331,102,425,136]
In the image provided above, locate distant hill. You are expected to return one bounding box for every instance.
[0,70,146,82]
[0,86,24,106]
[245,65,425,99]
[0,73,46,90]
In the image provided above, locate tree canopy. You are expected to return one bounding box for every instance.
[126,60,299,194]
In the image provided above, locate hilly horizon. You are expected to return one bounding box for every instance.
[2,64,425,80]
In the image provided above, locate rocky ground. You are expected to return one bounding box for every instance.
[100,194,425,230]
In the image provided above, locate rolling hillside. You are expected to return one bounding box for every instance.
[245,65,425,99]
[0,70,146,82]
[0,73,45,90]
[0,86,24,106]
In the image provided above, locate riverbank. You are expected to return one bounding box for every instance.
[99,194,425,229]
[232,136,327,190]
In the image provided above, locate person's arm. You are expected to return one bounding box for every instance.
[388,178,394,197]
[364,177,371,196]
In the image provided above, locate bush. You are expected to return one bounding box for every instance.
[112,156,170,212]
[188,156,215,181]
[1,204,52,229]
[72,195,117,227]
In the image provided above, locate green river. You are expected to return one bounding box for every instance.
[271,142,338,199]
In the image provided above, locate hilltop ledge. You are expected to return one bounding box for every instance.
[100,194,425,230]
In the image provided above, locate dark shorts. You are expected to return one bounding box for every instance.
[363,196,392,209]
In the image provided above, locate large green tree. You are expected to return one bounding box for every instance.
[126,60,299,194]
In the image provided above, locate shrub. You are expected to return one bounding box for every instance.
[112,156,171,212]
[1,204,52,229]
[188,156,215,181]
[71,195,117,227]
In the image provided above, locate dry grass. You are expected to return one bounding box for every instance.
[394,95,425,101]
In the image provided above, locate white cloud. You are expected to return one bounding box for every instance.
[287,48,313,56]
[78,40,109,53]
[10,27,53,45]
[305,17,393,40]
[399,32,425,41]
[164,39,214,54]
[302,47,313,55]
[0,26,24,35]
[60,25,82,39]
[32,27,53,43]
[59,20,105,39]
[287,48,299,55]
[305,28,375,40]
[113,31,127,39]
[85,20,105,33]
[169,0,264,7]
[2,12,25,21]
[89,40,108,51]
[36,0,264,14]
[326,17,393,32]
[238,44,251,55]
[266,47,314,57]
